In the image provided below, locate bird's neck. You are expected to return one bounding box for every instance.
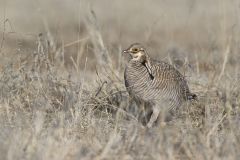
[129,57,154,80]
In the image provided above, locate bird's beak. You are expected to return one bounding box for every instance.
[122,49,129,54]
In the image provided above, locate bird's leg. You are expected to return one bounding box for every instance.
[127,97,138,117]
[147,104,160,128]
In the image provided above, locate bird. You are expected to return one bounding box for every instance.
[123,43,197,128]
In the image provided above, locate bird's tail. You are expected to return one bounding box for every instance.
[187,93,198,101]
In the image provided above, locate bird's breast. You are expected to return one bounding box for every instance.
[125,62,156,101]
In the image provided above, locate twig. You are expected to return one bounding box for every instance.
[0,3,7,53]
[217,44,230,83]
[95,81,107,97]
[206,113,227,147]
[85,7,112,66]
[64,37,89,48]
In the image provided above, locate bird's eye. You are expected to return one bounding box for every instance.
[132,48,139,53]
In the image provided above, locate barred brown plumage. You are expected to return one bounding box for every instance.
[123,43,197,128]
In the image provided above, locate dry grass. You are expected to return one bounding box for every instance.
[0,0,240,159]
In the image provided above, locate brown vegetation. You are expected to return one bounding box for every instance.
[0,0,240,159]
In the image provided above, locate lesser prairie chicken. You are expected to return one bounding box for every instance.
[123,43,197,128]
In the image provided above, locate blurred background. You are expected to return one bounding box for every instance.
[1,0,240,71]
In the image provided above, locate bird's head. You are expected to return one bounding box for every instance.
[122,43,149,63]
[123,43,154,79]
